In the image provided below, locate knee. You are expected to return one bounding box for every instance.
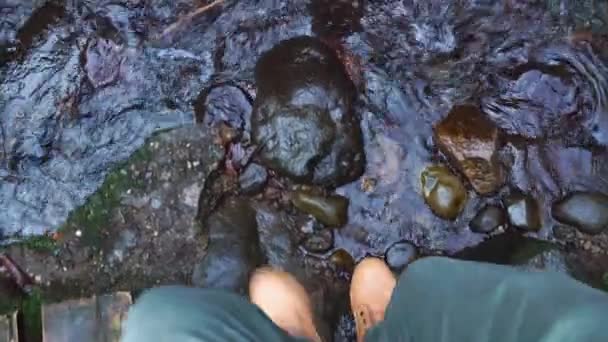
[399,256,452,280]
[123,286,229,341]
[126,286,190,327]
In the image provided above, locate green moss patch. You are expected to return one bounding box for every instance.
[19,235,58,254]
[20,289,43,342]
[60,142,153,249]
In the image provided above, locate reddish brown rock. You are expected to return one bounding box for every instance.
[434,105,504,195]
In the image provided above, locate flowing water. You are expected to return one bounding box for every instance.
[1,0,608,338]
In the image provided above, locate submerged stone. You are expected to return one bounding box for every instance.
[434,105,505,195]
[330,249,355,273]
[239,163,268,195]
[291,191,349,227]
[421,165,467,220]
[303,229,334,253]
[470,205,507,233]
[252,36,364,186]
[552,192,608,235]
[385,241,417,272]
[504,192,541,232]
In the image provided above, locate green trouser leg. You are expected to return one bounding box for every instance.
[122,258,608,342]
[366,257,608,342]
[121,286,305,342]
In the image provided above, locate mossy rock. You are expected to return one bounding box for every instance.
[59,140,154,249]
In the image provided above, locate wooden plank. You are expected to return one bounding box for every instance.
[42,292,131,342]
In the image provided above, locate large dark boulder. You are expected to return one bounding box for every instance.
[252,36,365,187]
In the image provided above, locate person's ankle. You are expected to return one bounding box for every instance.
[249,267,321,342]
[350,258,397,342]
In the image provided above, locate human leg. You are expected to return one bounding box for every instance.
[121,286,308,342]
[364,257,608,342]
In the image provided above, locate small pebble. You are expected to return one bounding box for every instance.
[421,165,467,220]
[504,192,541,231]
[291,191,349,227]
[385,241,417,271]
[303,229,334,253]
[75,229,82,237]
[330,249,355,273]
[361,176,376,193]
[470,205,506,234]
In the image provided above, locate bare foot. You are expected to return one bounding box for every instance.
[249,268,321,342]
[350,258,397,342]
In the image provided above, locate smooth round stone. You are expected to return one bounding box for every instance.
[504,192,541,232]
[552,192,608,235]
[291,190,349,227]
[470,205,507,233]
[330,249,355,273]
[385,241,417,271]
[433,104,505,195]
[421,165,468,220]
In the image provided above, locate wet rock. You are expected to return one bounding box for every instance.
[311,0,364,36]
[0,9,214,237]
[552,192,608,235]
[385,241,417,272]
[0,1,64,51]
[303,229,334,253]
[434,105,504,195]
[192,197,264,294]
[333,311,357,342]
[481,45,608,145]
[239,163,268,195]
[330,249,355,273]
[504,192,541,232]
[252,36,364,187]
[291,191,349,227]
[2,125,225,302]
[421,165,467,220]
[194,84,253,133]
[253,203,299,269]
[84,37,123,88]
[255,106,336,179]
[470,205,507,234]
